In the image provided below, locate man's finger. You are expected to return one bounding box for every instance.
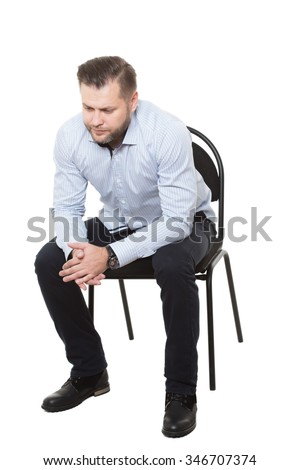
[61,269,87,282]
[76,273,94,284]
[68,242,89,250]
[87,278,102,286]
[75,249,85,259]
[61,257,81,271]
[78,282,88,291]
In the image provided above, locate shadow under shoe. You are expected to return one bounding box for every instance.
[42,369,110,412]
[162,393,197,438]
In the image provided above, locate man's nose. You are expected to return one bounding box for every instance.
[91,110,104,126]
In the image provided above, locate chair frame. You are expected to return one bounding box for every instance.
[88,127,243,391]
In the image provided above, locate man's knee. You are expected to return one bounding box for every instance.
[34,241,64,275]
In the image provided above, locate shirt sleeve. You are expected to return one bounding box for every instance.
[52,126,88,260]
[110,121,197,267]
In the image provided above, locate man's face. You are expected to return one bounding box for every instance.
[80,80,138,148]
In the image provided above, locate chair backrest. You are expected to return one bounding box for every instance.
[187,127,224,244]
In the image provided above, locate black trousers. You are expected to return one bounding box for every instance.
[35,215,215,395]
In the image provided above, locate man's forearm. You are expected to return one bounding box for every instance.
[110,215,194,267]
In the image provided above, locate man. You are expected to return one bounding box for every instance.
[35,56,215,438]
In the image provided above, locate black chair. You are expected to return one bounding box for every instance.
[88,127,243,390]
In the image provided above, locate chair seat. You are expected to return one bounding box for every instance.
[104,256,155,280]
[196,240,223,274]
[104,240,223,280]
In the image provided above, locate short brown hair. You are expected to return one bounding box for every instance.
[77,56,137,99]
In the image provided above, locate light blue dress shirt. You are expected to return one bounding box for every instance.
[53,100,214,266]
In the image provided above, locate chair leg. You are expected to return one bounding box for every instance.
[88,285,94,322]
[205,268,216,391]
[118,280,134,340]
[223,252,243,343]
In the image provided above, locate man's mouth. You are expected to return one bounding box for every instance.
[92,129,109,135]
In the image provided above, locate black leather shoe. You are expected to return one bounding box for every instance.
[41,369,110,412]
[162,392,197,438]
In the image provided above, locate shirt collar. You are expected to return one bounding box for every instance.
[122,110,137,146]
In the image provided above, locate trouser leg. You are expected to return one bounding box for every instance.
[34,218,118,377]
[152,218,213,395]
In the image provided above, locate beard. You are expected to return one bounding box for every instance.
[86,106,132,147]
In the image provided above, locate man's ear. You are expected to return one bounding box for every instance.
[130,91,138,112]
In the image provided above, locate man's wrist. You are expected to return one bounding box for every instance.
[105,245,120,270]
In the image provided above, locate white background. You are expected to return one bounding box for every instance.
[1,0,299,468]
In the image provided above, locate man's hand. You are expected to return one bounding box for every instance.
[59,242,108,291]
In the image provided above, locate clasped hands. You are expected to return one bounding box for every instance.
[59,242,109,291]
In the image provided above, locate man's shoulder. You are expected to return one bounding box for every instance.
[57,113,86,135]
[54,113,90,155]
[137,100,182,124]
[136,100,188,137]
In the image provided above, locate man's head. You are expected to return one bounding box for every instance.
[77,56,138,147]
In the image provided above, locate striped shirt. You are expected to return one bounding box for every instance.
[53,100,214,267]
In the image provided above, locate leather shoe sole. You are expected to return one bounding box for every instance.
[162,420,196,438]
